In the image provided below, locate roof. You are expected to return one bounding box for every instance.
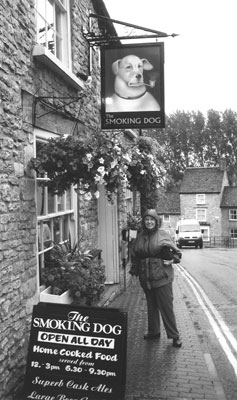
[180,167,226,194]
[156,191,180,215]
[220,186,237,207]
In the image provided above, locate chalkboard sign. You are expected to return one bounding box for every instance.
[24,302,127,400]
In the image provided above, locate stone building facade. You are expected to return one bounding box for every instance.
[157,162,237,245]
[179,165,230,241]
[0,1,136,398]
[220,186,237,240]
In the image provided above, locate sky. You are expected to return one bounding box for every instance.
[103,0,237,115]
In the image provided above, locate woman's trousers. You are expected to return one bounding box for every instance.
[144,282,180,339]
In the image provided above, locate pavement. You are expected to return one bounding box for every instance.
[102,265,228,400]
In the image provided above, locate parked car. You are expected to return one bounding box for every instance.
[175,219,203,249]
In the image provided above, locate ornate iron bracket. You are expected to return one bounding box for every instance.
[34,95,85,119]
[82,13,178,47]
[33,95,87,136]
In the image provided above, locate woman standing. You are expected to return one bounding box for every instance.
[130,209,182,348]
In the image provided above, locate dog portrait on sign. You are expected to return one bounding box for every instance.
[101,43,165,130]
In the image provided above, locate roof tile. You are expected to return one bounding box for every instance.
[220,186,237,207]
[180,167,225,193]
[157,191,180,214]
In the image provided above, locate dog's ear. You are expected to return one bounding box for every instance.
[141,58,154,71]
[112,60,121,75]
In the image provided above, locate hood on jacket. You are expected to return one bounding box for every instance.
[142,209,160,231]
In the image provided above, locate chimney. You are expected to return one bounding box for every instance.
[219,157,226,171]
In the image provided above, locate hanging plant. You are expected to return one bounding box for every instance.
[29,132,128,200]
[29,132,166,201]
[126,211,142,230]
[126,136,166,193]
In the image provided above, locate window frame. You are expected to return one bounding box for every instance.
[229,209,237,221]
[230,229,237,238]
[196,208,206,222]
[35,0,71,68]
[34,128,77,287]
[163,214,170,223]
[196,194,205,204]
[125,187,133,215]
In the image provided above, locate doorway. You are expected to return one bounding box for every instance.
[97,186,119,284]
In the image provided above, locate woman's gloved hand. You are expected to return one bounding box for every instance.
[160,245,182,264]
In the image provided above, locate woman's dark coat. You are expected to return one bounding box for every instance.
[130,209,181,290]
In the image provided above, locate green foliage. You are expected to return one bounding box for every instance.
[149,108,237,185]
[127,137,165,191]
[126,136,165,211]
[29,132,166,201]
[126,211,142,230]
[42,243,106,306]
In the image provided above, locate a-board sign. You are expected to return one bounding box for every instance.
[24,302,127,400]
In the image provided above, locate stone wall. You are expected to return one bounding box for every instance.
[221,208,237,238]
[0,0,105,398]
[0,1,37,398]
[160,215,180,241]
[180,193,222,237]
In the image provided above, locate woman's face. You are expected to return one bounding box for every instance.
[144,216,156,230]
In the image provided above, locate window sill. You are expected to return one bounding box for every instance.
[32,44,85,91]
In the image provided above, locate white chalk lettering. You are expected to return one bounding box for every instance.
[95,352,118,361]
[91,384,112,393]
[37,331,114,348]
[32,376,64,388]
[57,396,88,400]
[93,323,122,335]
[33,345,58,355]
[27,391,55,399]
[59,349,93,358]
[66,381,89,391]
[33,317,90,333]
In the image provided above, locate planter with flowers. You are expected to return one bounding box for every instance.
[126,211,142,240]
[40,241,106,306]
[40,286,72,304]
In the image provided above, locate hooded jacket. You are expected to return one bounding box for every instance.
[130,209,181,290]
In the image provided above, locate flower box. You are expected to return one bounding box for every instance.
[40,286,72,304]
[129,229,138,240]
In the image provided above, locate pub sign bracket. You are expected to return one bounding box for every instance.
[82,13,179,47]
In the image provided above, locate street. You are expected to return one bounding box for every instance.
[178,247,237,400]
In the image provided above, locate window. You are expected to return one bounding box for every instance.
[230,229,237,238]
[35,130,76,285]
[196,194,205,204]
[125,187,133,215]
[163,214,170,222]
[229,209,237,220]
[35,0,70,67]
[196,208,206,221]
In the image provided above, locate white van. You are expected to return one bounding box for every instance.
[175,219,203,249]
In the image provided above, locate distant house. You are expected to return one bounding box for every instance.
[157,191,180,240]
[179,164,229,241]
[220,186,237,239]
[158,160,237,243]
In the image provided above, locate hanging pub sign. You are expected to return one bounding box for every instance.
[101,42,165,130]
[24,302,127,400]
